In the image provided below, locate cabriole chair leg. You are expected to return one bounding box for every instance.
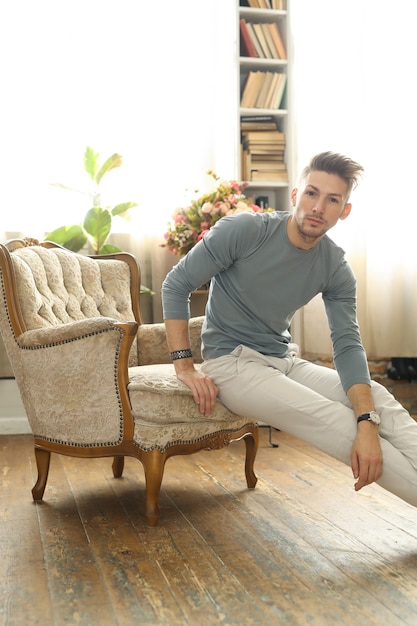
[31,447,51,501]
[143,449,168,527]
[244,432,258,489]
[112,455,125,478]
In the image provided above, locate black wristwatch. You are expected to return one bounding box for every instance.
[357,411,380,425]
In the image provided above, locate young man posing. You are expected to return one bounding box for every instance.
[162,151,417,506]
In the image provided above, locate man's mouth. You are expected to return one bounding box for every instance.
[306,216,324,227]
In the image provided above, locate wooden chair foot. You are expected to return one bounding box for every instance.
[142,449,168,527]
[112,456,125,478]
[31,448,51,501]
[244,430,258,489]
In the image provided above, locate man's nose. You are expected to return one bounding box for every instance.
[312,198,325,213]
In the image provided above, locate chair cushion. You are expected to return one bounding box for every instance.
[128,363,256,451]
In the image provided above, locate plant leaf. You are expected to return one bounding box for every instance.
[140,284,155,295]
[111,201,138,217]
[84,146,99,181]
[83,207,112,254]
[45,224,87,252]
[95,153,122,186]
[99,243,123,254]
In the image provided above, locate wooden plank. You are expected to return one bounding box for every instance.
[0,435,53,625]
[60,454,190,625]
[2,430,417,626]
[151,454,367,625]
[199,430,417,624]
[34,454,117,626]
[166,435,417,625]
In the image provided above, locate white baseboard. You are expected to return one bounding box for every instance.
[0,416,31,434]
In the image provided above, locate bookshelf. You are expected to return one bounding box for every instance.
[238,0,293,211]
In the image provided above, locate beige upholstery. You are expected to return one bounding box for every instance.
[0,238,258,525]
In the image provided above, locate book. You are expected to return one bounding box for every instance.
[244,147,286,157]
[261,23,280,60]
[251,170,289,181]
[246,22,265,58]
[271,0,286,9]
[241,119,278,131]
[241,114,276,123]
[252,23,271,58]
[254,72,275,108]
[240,72,256,108]
[239,19,258,58]
[242,130,286,142]
[251,159,287,169]
[269,73,287,109]
[268,22,287,60]
[263,71,280,109]
[240,71,264,108]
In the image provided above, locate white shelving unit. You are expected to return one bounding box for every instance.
[238,2,293,211]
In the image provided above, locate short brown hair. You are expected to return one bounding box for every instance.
[300,151,364,200]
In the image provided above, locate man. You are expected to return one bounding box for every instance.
[162,151,417,506]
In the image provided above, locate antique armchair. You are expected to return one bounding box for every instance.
[0,238,258,525]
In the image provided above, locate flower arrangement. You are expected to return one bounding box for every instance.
[163,171,273,256]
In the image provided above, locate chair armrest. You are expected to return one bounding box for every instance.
[137,316,204,365]
[14,317,138,445]
[16,317,137,348]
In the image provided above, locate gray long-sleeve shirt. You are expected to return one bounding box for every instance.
[162,210,371,393]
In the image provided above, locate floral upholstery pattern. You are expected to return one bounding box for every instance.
[11,246,139,366]
[0,242,257,450]
[0,239,258,525]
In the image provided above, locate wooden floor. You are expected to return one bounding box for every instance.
[2,428,417,626]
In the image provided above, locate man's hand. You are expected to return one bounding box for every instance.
[350,422,383,491]
[163,319,219,415]
[176,368,219,416]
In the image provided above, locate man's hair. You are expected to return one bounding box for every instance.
[300,151,364,200]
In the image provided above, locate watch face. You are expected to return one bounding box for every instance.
[369,411,381,425]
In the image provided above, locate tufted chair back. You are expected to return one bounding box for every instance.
[0,238,258,526]
[3,241,139,366]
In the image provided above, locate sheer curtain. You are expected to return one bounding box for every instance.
[290,0,417,358]
[0,0,238,323]
[1,1,416,355]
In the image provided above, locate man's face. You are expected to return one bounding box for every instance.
[290,170,351,245]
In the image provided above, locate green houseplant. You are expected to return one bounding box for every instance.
[46,146,138,255]
[46,146,153,294]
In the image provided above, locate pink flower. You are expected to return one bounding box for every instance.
[198,229,210,241]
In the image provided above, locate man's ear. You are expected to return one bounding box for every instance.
[339,202,352,220]
[290,188,298,206]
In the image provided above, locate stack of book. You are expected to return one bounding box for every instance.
[240,19,287,59]
[241,0,287,9]
[241,71,287,110]
[241,127,288,183]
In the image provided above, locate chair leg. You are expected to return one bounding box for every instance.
[244,432,258,489]
[112,455,125,478]
[31,447,51,501]
[142,449,168,527]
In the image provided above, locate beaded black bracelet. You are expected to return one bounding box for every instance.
[169,349,193,362]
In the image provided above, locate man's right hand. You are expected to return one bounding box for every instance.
[176,368,219,416]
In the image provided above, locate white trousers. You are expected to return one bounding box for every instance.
[201,344,417,507]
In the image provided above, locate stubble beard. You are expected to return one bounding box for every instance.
[295,216,327,244]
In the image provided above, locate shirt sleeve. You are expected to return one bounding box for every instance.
[322,259,371,392]
[162,213,257,320]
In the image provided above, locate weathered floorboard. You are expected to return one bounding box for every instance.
[2,429,417,626]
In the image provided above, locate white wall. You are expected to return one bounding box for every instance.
[0,380,31,434]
